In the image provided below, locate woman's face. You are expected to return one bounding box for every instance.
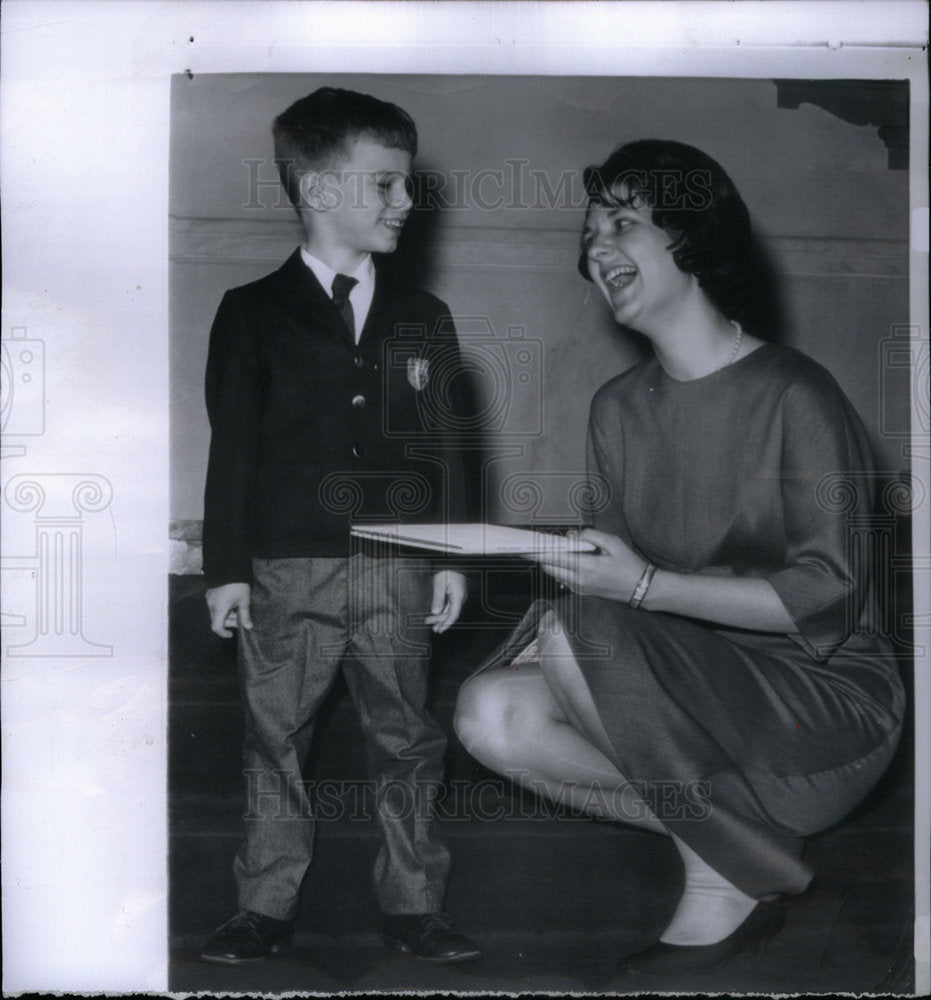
[582,189,695,331]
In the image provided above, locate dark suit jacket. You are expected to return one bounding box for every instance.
[203,249,471,587]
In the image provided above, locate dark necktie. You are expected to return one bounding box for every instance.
[331,274,358,340]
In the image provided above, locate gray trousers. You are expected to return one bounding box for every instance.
[233,554,450,920]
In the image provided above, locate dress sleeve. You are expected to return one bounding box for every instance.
[766,372,877,661]
[585,387,640,552]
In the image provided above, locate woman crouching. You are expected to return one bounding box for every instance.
[454,139,905,977]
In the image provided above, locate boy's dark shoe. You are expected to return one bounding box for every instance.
[382,912,481,963]
[200,909,294,963]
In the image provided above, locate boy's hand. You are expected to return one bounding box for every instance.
[206,583,253,638]
[425,570,467,634]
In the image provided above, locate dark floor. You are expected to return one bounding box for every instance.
[168,571,915,994]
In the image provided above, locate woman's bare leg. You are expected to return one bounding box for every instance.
[454,607,669,830]
[455,621,673,836]
[457,611,764,945]
[535,614,761,945]
[456,663,666,829]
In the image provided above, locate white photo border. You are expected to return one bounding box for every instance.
[1,1,927,993]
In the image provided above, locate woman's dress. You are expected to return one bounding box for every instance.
[479,344,905,899]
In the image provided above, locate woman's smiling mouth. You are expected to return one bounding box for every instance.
[603,264,637,291]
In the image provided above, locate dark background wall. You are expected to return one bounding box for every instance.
[169,73,909,570]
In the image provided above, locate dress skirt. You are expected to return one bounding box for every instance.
[472,594,905,900]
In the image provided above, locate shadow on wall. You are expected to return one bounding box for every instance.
[585,227,788,355]
[378,162,489,522]
[743,233,786,343]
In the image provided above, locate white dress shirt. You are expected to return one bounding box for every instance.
[300,247,375,343]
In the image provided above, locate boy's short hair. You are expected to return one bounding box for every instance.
[273,87,418,208]
[578,139,755,325]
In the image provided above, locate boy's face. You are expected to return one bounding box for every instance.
[305,137,413,270]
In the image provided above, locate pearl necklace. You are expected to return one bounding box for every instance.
[716,320,744,371]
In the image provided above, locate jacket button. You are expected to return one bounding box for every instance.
[352,394,366,409]
[352,444,366,458]
[354,354,364,368]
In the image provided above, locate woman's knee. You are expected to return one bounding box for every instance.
[454,674,506,753]
[454,672,533,769]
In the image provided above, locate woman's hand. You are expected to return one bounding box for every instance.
[533,528,799,632]
[531,528,647,603]
[536,529,798,632]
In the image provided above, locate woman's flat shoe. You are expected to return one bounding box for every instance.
[621,899,785,976]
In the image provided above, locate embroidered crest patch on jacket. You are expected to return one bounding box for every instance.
[407,357,430,391]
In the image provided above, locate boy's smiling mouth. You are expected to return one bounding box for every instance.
[380,217,407,231]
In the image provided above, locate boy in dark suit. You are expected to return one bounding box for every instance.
[200,87,479,965]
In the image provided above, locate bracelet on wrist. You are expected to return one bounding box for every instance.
[629,563,656,609]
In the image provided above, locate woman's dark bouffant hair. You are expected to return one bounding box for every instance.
[578,139,759,327]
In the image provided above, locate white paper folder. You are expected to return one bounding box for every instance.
[350,522,597,555]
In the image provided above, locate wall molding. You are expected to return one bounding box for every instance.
[170,216,907,280]
[170,216,908,573]
[170,520,203,575]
